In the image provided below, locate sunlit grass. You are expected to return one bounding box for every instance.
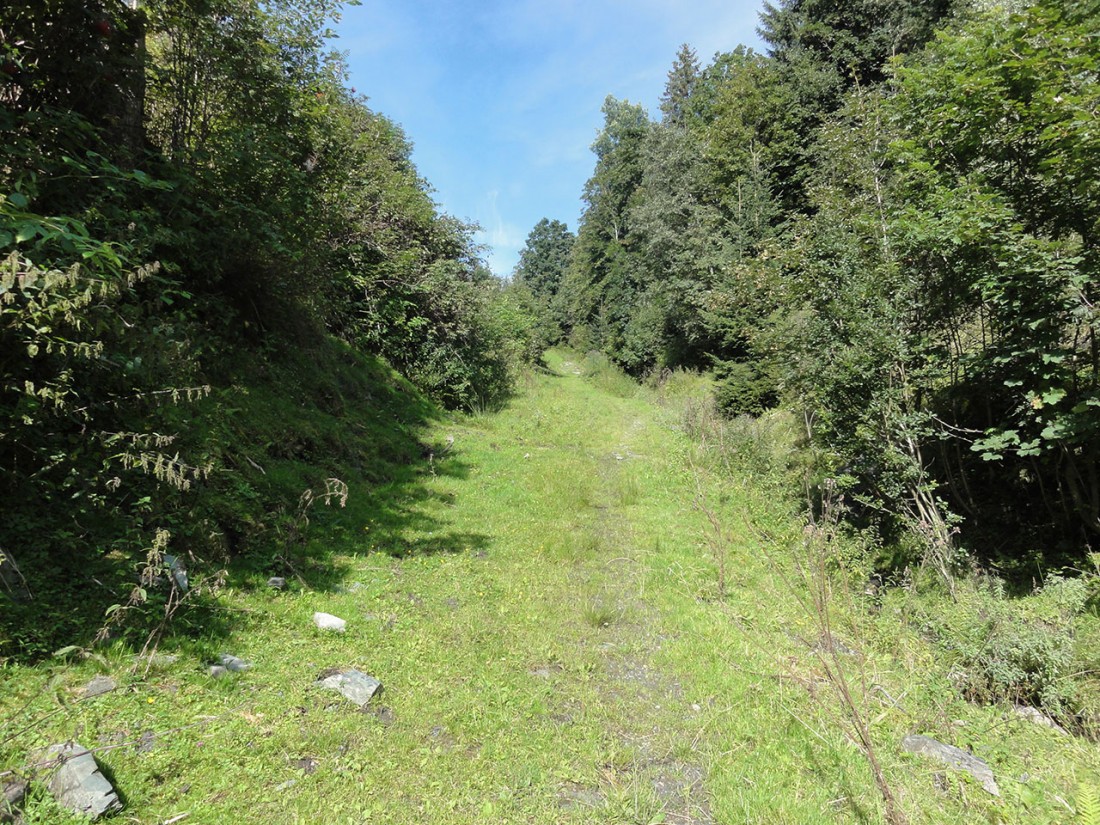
[1,348,1097,824]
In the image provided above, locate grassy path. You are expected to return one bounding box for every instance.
[3,350,1094,823]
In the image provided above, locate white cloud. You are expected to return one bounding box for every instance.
[473,189,528,276]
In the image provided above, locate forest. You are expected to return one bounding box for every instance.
[2,0,1100,822]
[1,0,541,658]
[517,0,1100,579]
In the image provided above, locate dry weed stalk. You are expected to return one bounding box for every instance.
[691,461,731,599]
[274,478,349,577]
[793,481,908,825]
[733,478,907,824]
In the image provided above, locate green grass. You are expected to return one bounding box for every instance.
[1,347,1097,823]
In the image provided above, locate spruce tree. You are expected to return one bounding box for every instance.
[660,44,700,127]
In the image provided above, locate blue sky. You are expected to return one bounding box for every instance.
[336,1,766,276]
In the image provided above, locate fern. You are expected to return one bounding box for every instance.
[1077,784,1100,825]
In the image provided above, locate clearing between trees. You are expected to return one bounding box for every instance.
[1,350,1097,824]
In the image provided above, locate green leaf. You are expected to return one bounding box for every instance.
[1041,388,1066,406]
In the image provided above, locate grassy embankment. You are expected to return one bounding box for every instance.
[2,348,1097,823]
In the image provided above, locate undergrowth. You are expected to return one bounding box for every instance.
[0,332,439,662]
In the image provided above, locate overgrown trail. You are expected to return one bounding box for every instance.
[10,350,1084,825]
[210,347,873,824]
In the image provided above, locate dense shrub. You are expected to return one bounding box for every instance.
[914,573,1094,719]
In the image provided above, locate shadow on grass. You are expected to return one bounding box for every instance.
[268,448,492,594]
[0,334,490,663]
[800,726,881,825]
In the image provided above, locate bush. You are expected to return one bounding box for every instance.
[915,573,1094,719]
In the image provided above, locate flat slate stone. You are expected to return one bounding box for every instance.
[902,734,999,796]
[313,612,346,632]
[316,669,382,708]
[80,675,117,699]
[45,743,123,819]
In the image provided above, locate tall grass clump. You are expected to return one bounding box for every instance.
[581,351,638,398]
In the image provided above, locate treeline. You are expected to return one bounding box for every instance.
[0,0,535,657]
[516,0,1100,574]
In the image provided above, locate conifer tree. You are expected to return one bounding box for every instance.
[660,43,701,127]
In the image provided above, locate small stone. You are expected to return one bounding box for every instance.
[1,779,27,823]
[80,675,117,699]
[163,554,189,592]
[217,653,251,672]
[209,665,228,678]
[316,669,382,708]
[267,577,286,590]
[45,743,123,819]
[313,612,346,632]
[1013,705,1068,734]
[370,706,396,726]
[901,734,999,796]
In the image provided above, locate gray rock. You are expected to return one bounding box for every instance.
[1013,705,1068,734]
[901,734,999,796]
[80,676,117,699]
[209,665,228,679]
[316,669,382,708]
[313,612,346,632]
[163,554,188,592]
[267,577,286,590]
[133,653,178,668]
[1,779,26,823]
[217,653,251,673]
[45,743,123,819]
